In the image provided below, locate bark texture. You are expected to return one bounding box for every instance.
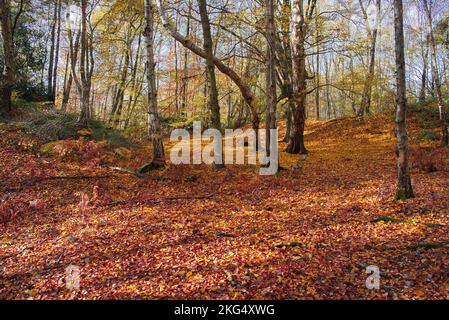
[198,0,221,130]
[145,0,165,167]
[0,0,15,118]
[394,0,414,200]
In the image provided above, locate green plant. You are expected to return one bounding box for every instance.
[418,130,438,142]
[13,101,131,147]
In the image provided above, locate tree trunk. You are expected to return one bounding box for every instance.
[156,0,260,133]
[51,0,62,102]
[111,34,131,127]
[197,0,221,131]
[63,30,80,111]
[47,0,58,100]
[145,0,165,167]
[393,0,414,200]
[423,0,448,147]
[419,34,429,103]
[181,1,192,117]
[125,33,143,128]
[0,0,15,119]
[276,0,294,142]
[315,8,320,120]
[70,0,93,127]
[265,0,277,155]
[358,0,381,117]
[287,0,310,155]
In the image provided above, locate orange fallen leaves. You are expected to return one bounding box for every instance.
[0,116,448,300]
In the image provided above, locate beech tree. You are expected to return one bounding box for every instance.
[288,0,317,155]
[394,0,414,199]
[145,0,165,167]
[265,0,277,156]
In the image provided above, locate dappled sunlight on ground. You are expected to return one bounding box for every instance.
[0,116,448,300]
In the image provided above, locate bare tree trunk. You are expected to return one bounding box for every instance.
[265,0,277,155]
[315,7,320,121]
[276,0,294,142]
[173,16,180,115]
[47,0,58,99]
[61,51,70,110]
[197,0,221,130]
[419,34,429,103]
[325,56,332,120]
[288,0,315,155]
[394,0,414,200]
[181,1,192,117]
[63,30,80,111]
[0,0,15,119]
[111,33,131,127]
[157,0,260,133]
[70,0,94,127]
[145,0,165,167]
[358,0,381,117]
[124,71,145,129]
[125,33,143,127]
[51,0,62,102]
[423,0,448,147]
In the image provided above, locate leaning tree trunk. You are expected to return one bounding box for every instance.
[145,0,165,167]
[0,0,15,119]
[288,0,308,155]
[156,0,260,134]
[393,0,414,200]
[197,0,221,131]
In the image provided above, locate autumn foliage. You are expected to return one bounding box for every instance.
[0,114,448,300]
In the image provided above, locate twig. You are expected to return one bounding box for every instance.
[108,166,145,178]
[39,175,111,181]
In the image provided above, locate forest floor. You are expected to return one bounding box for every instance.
[0,112,448,300]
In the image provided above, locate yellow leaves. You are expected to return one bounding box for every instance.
[185,271,203,282]
[77,128,92,137]
[232,291,243,299]
[126,284,138,292]
[307,287,317,296]
[413,290,427,299]
[2,115,449,300]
